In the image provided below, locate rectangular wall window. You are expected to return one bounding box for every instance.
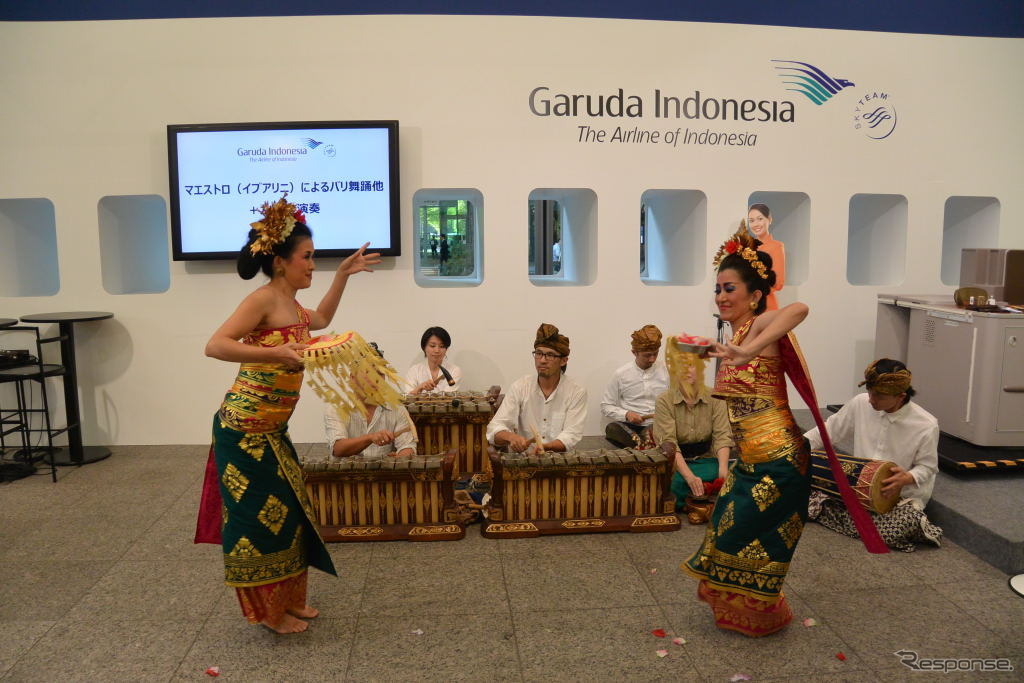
[528,189,597,287]
[528,199,562,276]
[413,189,483,287]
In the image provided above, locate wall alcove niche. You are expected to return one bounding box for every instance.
[941,196,1000,286]
[847,193,908,286]
[98,195,170,295]
[528,188,597,287]
[0,197,60,296]
[640,189,706,286]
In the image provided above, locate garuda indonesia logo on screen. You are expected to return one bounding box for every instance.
[303,138,337,157]
[771,59,897,140]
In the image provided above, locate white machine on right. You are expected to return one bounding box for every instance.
[874,248,1024,448]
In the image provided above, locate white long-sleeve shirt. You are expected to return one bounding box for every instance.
[404,361,462,394]
[804,392,939,509]
[600,360,669,426]
[486,374,587,450]
[325,403,418,459]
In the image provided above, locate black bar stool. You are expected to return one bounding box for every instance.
[0,321,64,482]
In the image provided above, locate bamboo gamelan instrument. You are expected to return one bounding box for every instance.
[300,451,466,542]
[482,444,681,538]
[402,392,497,479]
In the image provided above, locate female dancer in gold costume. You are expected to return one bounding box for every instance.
[196,196,380,633]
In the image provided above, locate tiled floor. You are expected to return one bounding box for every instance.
[1,444,1021,682]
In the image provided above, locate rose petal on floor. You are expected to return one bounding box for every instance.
[651,628,667,638]
[802,618,817,627]
[672,637,686,645]
[656,649,668,658]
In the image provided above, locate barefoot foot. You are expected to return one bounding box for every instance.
[261,613,309,634]
[287,605,319,619]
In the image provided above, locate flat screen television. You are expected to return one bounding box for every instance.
[168,120,400,260]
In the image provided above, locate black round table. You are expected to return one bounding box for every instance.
[20,312,114,466]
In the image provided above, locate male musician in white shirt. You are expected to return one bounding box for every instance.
[486,323,587,453]
[803,358,942,550]
[601,324,668,448]
[325,345,417,459]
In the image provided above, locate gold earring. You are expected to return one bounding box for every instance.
[749,301,758,310]
[274,267,285,277]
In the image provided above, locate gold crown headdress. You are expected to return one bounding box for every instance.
[249,192,307,256]
[303,331,404,421]
[711,221,769,280]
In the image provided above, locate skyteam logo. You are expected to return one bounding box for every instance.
[303,138,324,149]
[771,60,855,105]
[853,92,898,140]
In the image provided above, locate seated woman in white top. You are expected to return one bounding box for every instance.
[405,326,462,395]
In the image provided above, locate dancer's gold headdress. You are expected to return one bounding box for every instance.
[249,193,306,255]
[303,331,403,420]
[712,222,769,280]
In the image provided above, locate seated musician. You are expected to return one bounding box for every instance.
[653,343,732,517]
[325,356,418,459]
[405,325,462,395]
[601,324,668,449]
[803,359,942,550]
[486,323,587,453]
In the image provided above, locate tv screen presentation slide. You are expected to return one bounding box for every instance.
[169,122,399,260]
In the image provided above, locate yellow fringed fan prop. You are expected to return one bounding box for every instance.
[303,331,404,421]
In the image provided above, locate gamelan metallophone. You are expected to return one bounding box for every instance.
[301,451,465,541]
[403,392,496,478]
[482,446,681,537]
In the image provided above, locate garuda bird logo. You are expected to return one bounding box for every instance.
[772,60,855,105]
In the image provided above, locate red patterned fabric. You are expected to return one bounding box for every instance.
[777,333,887,554]
[194,447,223,544]
[236,570,309,625]
[697,580,793,637]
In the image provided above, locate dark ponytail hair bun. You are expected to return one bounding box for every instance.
[235,222,313,280]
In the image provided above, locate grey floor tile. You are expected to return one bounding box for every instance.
[514,605,699,682]
[897,541,1010,583]
[370,523,496,561]
[782,543,923,594]
[346,612,519,682]
[62,560,224,622]
[175,615,356,681]
[503,549,656,614]
[0,512,153,561]
[929,578,1024,642]
[360,553,508,617]
[0,621,55,677]
[0,560,114,621]
[796,584,1010,673]
[305,548,374,615]
[495,529,629,559]
[662,592,868,679]
[4,618,203,681]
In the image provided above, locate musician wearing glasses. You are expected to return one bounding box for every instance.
[486,323,587,453]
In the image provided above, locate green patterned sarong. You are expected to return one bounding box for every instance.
[214,414,336,587]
